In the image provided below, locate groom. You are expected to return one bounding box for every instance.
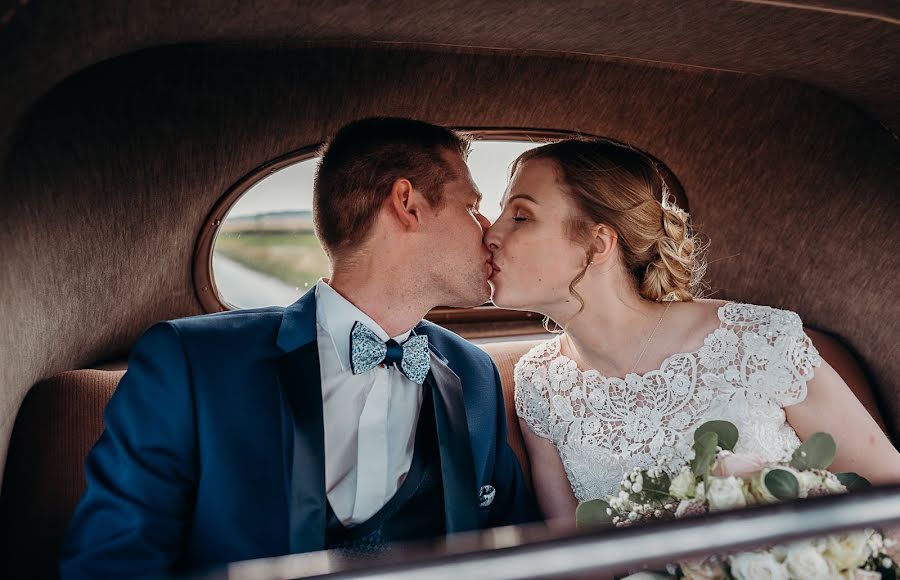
[60,117,537,579]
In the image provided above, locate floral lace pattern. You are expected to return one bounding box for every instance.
[514,303,822,502]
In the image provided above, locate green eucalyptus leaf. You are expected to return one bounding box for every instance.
[694,420,739,452]
[576,499,615,529]
[765,469,800,501]
[791,432,837,470]
[691,431,719,477]
[836,472,871,492]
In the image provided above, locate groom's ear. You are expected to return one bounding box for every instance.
[387,178,425,232]
[590,224,618,264]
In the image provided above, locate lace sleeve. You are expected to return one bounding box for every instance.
[514,356,552,440]
[768,308,823,407]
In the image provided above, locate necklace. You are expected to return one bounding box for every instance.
[564,300,673,377]
[628,300,672,376]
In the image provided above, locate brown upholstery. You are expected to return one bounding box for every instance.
[3,44,899,484]
[481,341,543,493]
[0,370,124,579]
[0,331,883,578]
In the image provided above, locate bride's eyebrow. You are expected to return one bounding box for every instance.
[501,193,539,209]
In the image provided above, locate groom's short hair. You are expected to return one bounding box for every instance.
[313,117,470,258]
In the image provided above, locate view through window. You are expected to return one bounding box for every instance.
[213,139,543,309]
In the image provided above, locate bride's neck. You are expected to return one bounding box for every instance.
[559,289,667,377]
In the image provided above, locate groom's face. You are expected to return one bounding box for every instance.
[422,149,493,308]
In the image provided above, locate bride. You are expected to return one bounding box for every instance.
[483,138,900,525]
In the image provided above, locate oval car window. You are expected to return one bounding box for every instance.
[213,139,543,309]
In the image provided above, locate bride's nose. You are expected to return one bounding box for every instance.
[483,223,500,251]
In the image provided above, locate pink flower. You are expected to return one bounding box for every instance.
[711,451,769,478]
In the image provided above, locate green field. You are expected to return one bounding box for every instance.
[215,231,330,288]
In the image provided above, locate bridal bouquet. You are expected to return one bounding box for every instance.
[576,420,900,579]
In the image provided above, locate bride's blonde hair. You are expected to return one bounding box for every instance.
[511,139,706,314]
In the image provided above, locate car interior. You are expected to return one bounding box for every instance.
[0,1,898,578]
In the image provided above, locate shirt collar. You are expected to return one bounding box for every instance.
[314,279,413,371]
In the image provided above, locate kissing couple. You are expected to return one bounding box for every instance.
[61,117,900,579]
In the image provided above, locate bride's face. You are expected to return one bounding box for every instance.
[485,158,590,313]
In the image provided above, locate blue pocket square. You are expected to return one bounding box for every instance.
[478,485,496,508]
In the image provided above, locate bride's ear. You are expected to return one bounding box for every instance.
[589,224,618,266]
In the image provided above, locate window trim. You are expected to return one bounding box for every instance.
[193,129,687,333]
[193,142,322,313]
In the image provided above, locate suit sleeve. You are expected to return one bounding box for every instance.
[486,362,541,527]
[60,322,198,579]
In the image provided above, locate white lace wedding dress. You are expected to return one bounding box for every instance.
[514,303,822,502]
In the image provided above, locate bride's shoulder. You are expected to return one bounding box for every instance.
[713,300,805,334]
[665,298,728,341]
[513,336,561,375]
[669,299,807,345]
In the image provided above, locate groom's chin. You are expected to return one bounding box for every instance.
[444,280,491,309]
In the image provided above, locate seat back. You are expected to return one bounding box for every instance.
[480,340,543,492]
[0,369,124,579]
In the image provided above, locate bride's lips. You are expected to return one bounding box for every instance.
[489,260,501,279]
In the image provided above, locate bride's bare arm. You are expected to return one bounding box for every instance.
[519,418,578,527]
[785,359,900,484]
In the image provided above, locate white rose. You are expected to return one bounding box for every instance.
[784,543,831,579]
[824,532,872,571]
[669,468,697,500]
[729,552,790,580]
[694,480,706,501]
[706,476,747,512]
[620,573,672,579]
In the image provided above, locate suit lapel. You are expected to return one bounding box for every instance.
[425,351,480,534]
[275,288,327,553]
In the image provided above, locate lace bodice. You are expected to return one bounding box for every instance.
[514,303,822,502]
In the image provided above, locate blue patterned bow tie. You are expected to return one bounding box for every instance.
[349,321,431,384]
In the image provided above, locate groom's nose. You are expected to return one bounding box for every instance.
[475,212,491,231]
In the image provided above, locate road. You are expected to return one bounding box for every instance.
[212,253,306,309]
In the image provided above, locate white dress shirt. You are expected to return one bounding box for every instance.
[314,279,424,526]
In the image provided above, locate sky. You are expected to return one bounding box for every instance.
[227,140,542,222]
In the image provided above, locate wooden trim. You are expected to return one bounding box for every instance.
[425,305,542,324]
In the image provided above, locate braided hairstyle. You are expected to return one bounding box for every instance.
[511,139,706,314]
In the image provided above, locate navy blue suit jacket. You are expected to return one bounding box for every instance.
[61,289,537,578]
